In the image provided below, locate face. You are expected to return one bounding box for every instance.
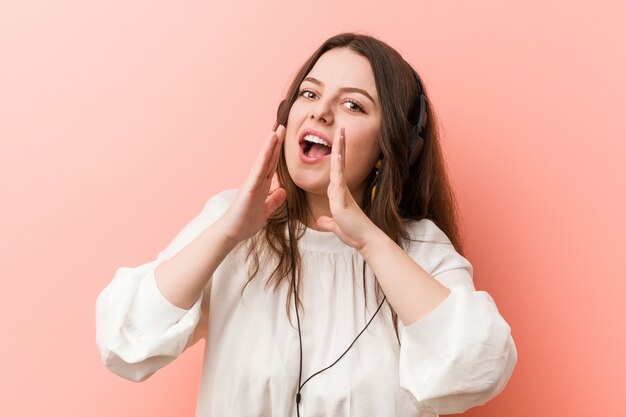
[284,48,382,203]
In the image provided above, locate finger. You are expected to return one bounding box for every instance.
[328,128,346,212]
[265,125,285,180]
[258,130,278,169]
[246,130,278,190]
[315,215,335,232]
[269,173,281,194]
[331,127,345,188]
[275,123,286,140]
[341,126,346,173]
[260,125,284,181]
[265,187,287,215]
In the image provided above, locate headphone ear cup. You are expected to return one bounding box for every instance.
[407,124,425,166]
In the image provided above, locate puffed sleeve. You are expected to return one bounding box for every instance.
[95,188,238,382]
[397,219,517,414]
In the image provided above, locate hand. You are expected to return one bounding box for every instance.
[215,125,286,244]
[315,126,378,250]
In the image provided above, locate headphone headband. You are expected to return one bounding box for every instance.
[408,68,427,166]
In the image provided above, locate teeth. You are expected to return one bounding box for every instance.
[303,134,330,148]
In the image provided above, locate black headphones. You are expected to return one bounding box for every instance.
[408,68,428,166]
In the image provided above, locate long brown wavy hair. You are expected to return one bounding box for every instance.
[241,32,464,342]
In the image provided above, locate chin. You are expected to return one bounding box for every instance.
[289,172,328,196]
[293,179,329,197]
[285,160,326,192]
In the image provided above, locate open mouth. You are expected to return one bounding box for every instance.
[300,133,332,159]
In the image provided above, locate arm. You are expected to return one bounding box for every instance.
[394,237,517,414]
[316,127,450,325]
[141,124,287,312]
[358,226,450,326]
[96,125,287,381]
[95,189,238,382]
[315,127,517,413]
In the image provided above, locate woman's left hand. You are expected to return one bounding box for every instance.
[315,126,379,250]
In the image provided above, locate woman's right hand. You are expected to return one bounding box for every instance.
[215,125,287,244]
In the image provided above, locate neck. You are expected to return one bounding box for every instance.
[304,193,330,231]
[303,186,366,231]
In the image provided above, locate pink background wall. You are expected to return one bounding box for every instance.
[1,1,624,416]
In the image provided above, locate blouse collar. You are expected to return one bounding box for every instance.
[293,221,356,253]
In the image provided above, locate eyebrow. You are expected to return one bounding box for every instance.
[302,77,377,107]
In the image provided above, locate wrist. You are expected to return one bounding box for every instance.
[211,217,242,250]
[357,223,392,258]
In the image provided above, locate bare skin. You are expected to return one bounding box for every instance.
[153,125,287,311]
[155,49,449,327]
[314,127,450,326]
[155,123,449,327]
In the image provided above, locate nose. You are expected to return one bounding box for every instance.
[309,98,334,125]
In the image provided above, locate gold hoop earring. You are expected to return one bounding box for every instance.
[370,159,382,203]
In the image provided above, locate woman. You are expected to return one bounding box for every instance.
[96,32,517,416]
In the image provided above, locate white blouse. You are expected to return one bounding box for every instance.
[96,189,517,417]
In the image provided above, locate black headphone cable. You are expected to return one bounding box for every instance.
[285,202,386,417]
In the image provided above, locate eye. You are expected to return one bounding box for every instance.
[343,99,364,113]
[299,88,318,100]
[298,88,365,113]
